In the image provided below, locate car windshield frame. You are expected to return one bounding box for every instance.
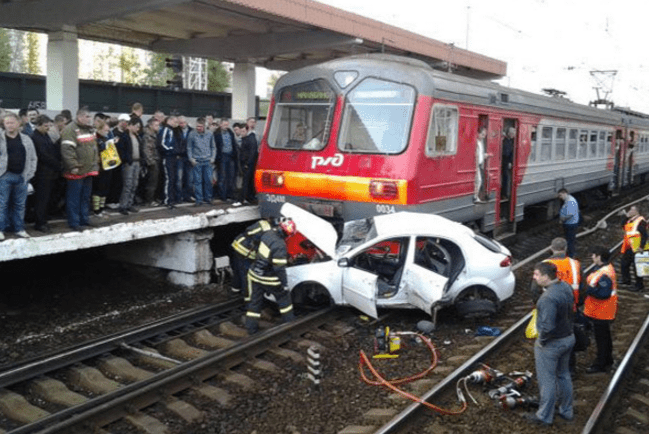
[267,79,336,151]
[337,218,378,255]
[337,77,416,155]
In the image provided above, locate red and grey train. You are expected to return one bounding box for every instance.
[255,54,649,233]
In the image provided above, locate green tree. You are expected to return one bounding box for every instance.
[207,59,231,92]
[24,31,40,74]
[0,28,11,72]
[118,47,142,84]
[143,52,174,86]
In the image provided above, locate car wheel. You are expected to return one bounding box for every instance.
[454,286,499,318]
[455,299,497,318]
[292,282,332,309]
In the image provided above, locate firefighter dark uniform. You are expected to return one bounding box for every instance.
[230,219,272,292]
[245,221,296,334]
[584,262,618,373]
[620,213,647,291]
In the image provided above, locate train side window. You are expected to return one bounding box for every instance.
[589,131,598,157]
[426,104,458,157]
[607,132,613,156]
[578,130,588,159]
[540,127,552,161]
[555,128,566,160]
[598,131,606,157]
[530,127,537,163]
[568,129,578,159]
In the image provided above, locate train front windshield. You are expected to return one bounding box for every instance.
[339,78,415,154]
[267,79,336,151]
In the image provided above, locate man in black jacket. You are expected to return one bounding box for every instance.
[31,115,60,232]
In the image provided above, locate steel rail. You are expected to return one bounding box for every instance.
[0,298,244,389]
[374,235,622,433]
[8,306,336,434]
[581,311,649,434]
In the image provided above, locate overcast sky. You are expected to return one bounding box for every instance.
[279,0,649,113]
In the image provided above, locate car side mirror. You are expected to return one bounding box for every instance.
[337,258,350,267]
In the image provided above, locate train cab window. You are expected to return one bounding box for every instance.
[267,79,335,151]
[540,127,552,161]
[338,78,415,154]
[425,104,459,157]
[555,128,566,160]
[568,129,578,159]
[598,131,606,157]
[589,131,598,157]
[578,130,588,159]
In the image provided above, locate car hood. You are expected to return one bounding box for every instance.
[280,203,339,258]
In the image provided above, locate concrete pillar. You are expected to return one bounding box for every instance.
[231,62,256,121]
[104,230,214,287]
[46,25,79,112]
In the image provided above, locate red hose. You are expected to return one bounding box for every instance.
[358,333,467,415]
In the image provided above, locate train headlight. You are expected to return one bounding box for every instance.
[369,180,398,200]
[262,171,285,188]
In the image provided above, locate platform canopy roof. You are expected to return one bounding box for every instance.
[0,0,506,79]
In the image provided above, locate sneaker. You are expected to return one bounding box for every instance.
[127,206,140,213]
[118,208,129,215]
[232,202,242,207]
[16,230,31,238]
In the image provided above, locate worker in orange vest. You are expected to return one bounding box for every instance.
[530,237,582,373]
[620,205,647,291]
[531,238,581,307]
[583,246,618,374]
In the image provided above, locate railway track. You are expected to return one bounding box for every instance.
[2,189,649,433]
[0,299,340,433]
[333,196,649,434]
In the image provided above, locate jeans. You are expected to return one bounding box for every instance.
[0,172,28,232]
[535,334,575,424]
[182,157,194,201]
[192,161,213,203]
[119,161,140,209]
[66,177,93,229]
[162,156,182,205]
[218,153,237,201]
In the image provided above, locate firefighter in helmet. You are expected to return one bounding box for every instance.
[245,218,297,334]
[230,219,273,293]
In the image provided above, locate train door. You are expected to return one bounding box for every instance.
[475,115,489,202]
[612,129,624,192]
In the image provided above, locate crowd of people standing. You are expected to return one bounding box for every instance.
[0,103,260,239]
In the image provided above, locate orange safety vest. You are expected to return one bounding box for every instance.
[622,215,648,253]
[584,263,618,320]
[545,257,581,309]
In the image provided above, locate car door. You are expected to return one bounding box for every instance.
[341,238,408,318]
[403,237,450,314]
[341,267,378,318]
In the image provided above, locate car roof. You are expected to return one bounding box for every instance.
[372,212,475,241]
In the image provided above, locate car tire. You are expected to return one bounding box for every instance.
[292,282,332,309]
[455,299,497,319]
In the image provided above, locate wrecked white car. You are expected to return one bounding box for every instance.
[281,203,515,319]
